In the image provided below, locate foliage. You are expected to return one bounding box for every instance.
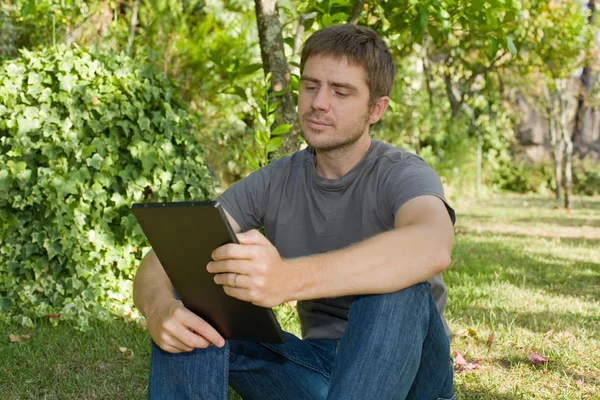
[0,45,214,329]
[494,160,554,194]
[573,158,600,196]
[243,73,292,170]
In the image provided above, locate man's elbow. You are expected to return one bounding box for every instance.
[433,249,452,274]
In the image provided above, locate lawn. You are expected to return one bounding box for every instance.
[1,194,599,399]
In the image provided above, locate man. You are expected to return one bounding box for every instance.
[134,24,455,400]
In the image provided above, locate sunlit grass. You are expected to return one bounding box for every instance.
[1,194,598,399]
[448,194,600,399]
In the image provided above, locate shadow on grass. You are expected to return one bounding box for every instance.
[454,388,523,400]
[1,318,151,400]
[459,210,600,229]
[448,232,600,303]
[481,195,600,212]
[514,216,600,228]
[452,305,599,333]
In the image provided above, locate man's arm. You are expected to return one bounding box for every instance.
[132,210,241,352]
[209,195,454,307]
[289,195,454,300]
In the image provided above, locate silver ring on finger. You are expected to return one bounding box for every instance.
[233,273,239,288]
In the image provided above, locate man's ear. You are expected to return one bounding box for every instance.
[368,96,390,125]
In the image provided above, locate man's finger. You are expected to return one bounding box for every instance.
[183,313,226,348]
[211,243,254,261]
[222,285,251,302]
[175,327,212,349]
[214,272,247,289]
[207,259,252,274]
[236,229,269,245]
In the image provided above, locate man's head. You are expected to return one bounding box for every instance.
[300,24,396,106]
[298,24,395,154]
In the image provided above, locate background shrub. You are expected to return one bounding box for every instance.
[0,45,214,329]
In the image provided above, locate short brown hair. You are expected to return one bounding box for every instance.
[300,24,396,105]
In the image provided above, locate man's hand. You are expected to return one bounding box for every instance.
[208,229,292,308]
[146,298,225,353]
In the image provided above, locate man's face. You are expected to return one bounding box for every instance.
[298,55,373,152]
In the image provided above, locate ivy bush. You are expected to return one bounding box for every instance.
[0,45,215,329]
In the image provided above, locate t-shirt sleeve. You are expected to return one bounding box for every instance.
[216,167,272,232]
[381,156,456,225]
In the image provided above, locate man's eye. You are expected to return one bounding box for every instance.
[335,91,349,98]
[306,86,318,91]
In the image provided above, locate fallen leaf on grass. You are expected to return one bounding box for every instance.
[453,351,484,373]
[44,313,61,319]
[528,352,550,365]
[118,346,134,359]
[486,333,495,345]
[575,379,583,386]
[8,333,34,343]
[467,328,478,339]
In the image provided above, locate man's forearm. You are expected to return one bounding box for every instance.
[286,222,452,302]
[133,250,175,318]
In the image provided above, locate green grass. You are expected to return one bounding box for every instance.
[448,194,600,399]
[1,194,599,399]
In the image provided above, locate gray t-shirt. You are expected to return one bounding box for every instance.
[217,139,455,340]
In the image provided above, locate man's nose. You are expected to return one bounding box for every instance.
[311,88,331,112]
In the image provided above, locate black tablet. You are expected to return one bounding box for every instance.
[132,201,286,343]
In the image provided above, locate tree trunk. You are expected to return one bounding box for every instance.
[476,132,482,197]
[573,0,596,145]
[126,0,140,55]
[554,136,564,200]
[558,86,574,209]
[563,136,573,209]
[444,72,462,117]
[254,0,301,154]
[348,0,365,24]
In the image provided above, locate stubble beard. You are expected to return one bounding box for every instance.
[299,110,371,157]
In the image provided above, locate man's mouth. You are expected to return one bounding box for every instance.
[305,118,333,129]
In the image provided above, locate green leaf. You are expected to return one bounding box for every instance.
[506,36,518,56]
[266,137,283,153]
[268,101,280,114]
[489,36,499,59]
[283,37,295,50]
[86,154,104,170]
[411,6,429,44]
[322,13,334,27]
[60,74,77,93]
[271,124,292,136]
[427,25,441,43]
[222,86,248,101]
[303,16,315,31]
[244,150,260,170]
[331,12,349,22]
[240,63,263,76]
[7,160,27,174]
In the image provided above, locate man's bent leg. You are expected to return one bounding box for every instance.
[149,332,335,400]
[149,341,229,400]
[327,283,454,400]
[229,332,334,400]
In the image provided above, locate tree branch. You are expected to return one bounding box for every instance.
[291,12,317,74]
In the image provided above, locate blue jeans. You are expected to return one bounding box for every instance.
[148,283,454,399]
